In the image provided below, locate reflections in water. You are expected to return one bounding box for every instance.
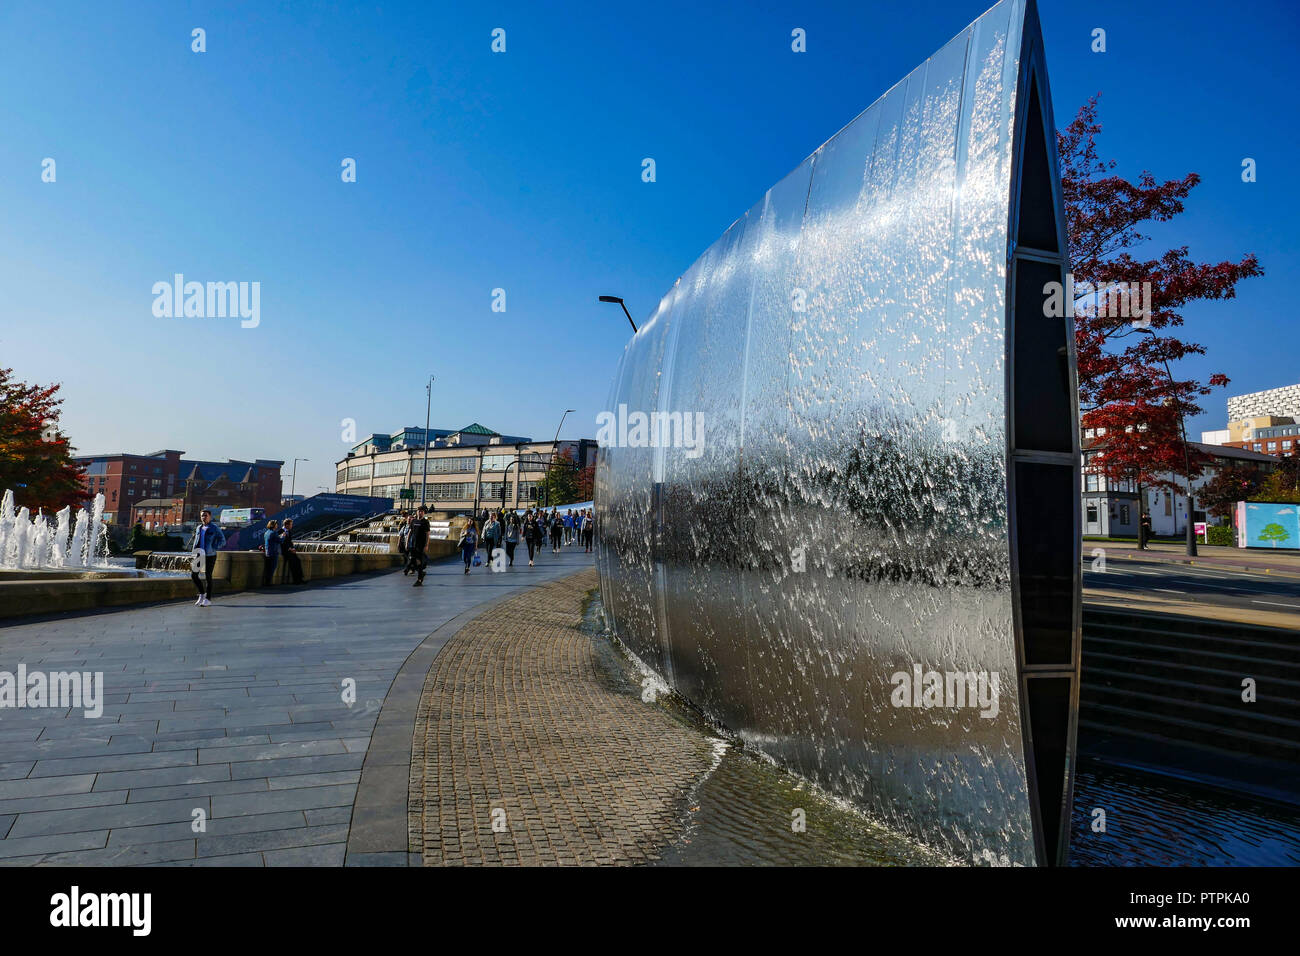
[654,744,953,867]
[1068,758,1300,866]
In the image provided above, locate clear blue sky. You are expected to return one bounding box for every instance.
[1,0,1295,494]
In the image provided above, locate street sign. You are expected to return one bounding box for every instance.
[399,488,414,500]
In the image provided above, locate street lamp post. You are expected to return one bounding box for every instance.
[421,375,435,508]
[290,458,309,497]
[1138,327,1198,557]
[500,458,523,513]
[599,295,637,333]
[542,409,576,510]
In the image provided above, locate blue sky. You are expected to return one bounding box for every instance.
[1,0,1295,494]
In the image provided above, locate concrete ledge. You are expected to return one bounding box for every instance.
[0,550,415,621]
[0,575,197,618]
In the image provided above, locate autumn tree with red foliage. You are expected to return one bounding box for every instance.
[576,462,595,503]
[0,367,87,511]
[1061,96,1262,499]
[1198,465,1263,521]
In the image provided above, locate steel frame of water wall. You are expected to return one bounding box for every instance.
[594,0,1080,866]
[1004,0,1082,869]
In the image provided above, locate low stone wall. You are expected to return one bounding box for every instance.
[0,575,197,619]
[0,548,432,622]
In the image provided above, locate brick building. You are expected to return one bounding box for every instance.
[73,450,283,527]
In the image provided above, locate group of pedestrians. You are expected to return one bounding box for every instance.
[395,504,597,585]
[188,508,304,607]
[259,517,304,587]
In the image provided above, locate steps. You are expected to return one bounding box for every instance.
[1079,607,1300,767]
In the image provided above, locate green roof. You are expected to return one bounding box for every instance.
[456,423,498,436]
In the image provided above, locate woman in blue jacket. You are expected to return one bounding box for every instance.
[262,520,281,586]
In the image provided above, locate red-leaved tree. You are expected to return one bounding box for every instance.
[1062,96,1262,500]
[0,367,87,511]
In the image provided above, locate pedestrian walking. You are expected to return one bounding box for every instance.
[504,514,521,567]
[582,510,594,552]
[409,507,431,585]
[399,514,414,575]
[482,512,502,570]
[262,519,281,586]
[458,517,478,574]
[190,508,225,607]
[563,509,574,546]
[524,510,541,566]
[280,518,304,584]
[550,511,563,553]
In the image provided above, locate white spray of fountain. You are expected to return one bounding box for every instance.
[0,489,111,570]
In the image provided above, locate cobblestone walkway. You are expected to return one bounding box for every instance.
[409,569,714,865]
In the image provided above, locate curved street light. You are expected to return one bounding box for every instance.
[599,295,637,333]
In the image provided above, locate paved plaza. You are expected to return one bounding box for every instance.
[410,569,713,865]
[0,547,595,866]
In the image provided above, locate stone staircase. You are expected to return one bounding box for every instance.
[1079,607,1300,772]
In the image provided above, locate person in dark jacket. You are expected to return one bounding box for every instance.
[524,510,541,566]
[262,520,281,585]
[280,518,304,584]
[409,507,431,586]
[190,508,226,606]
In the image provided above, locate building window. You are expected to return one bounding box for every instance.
[1086,504,1098,524]
[1084,474,1098,492]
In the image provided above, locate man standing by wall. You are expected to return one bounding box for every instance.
[280,517,304,585]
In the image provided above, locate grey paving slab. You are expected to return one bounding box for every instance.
[268,770,360,790]
[229,752,365,780]
[0,790,128,816]
[107,810,308,847]
[304,806,352,826]
[345,850,407,866]
[265,843,346,866]
[126,777,269,804]
[197,823,349,858]
[30,750,197,778]
[199,738,346,764]
[93,763,231,792]
[0,774,97,801]
[34,839,198,867]
[0,549,594,865]
[158,851,265,866]
[211,784,355,818]
[0,830,107,860]
[9,796,205,839]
